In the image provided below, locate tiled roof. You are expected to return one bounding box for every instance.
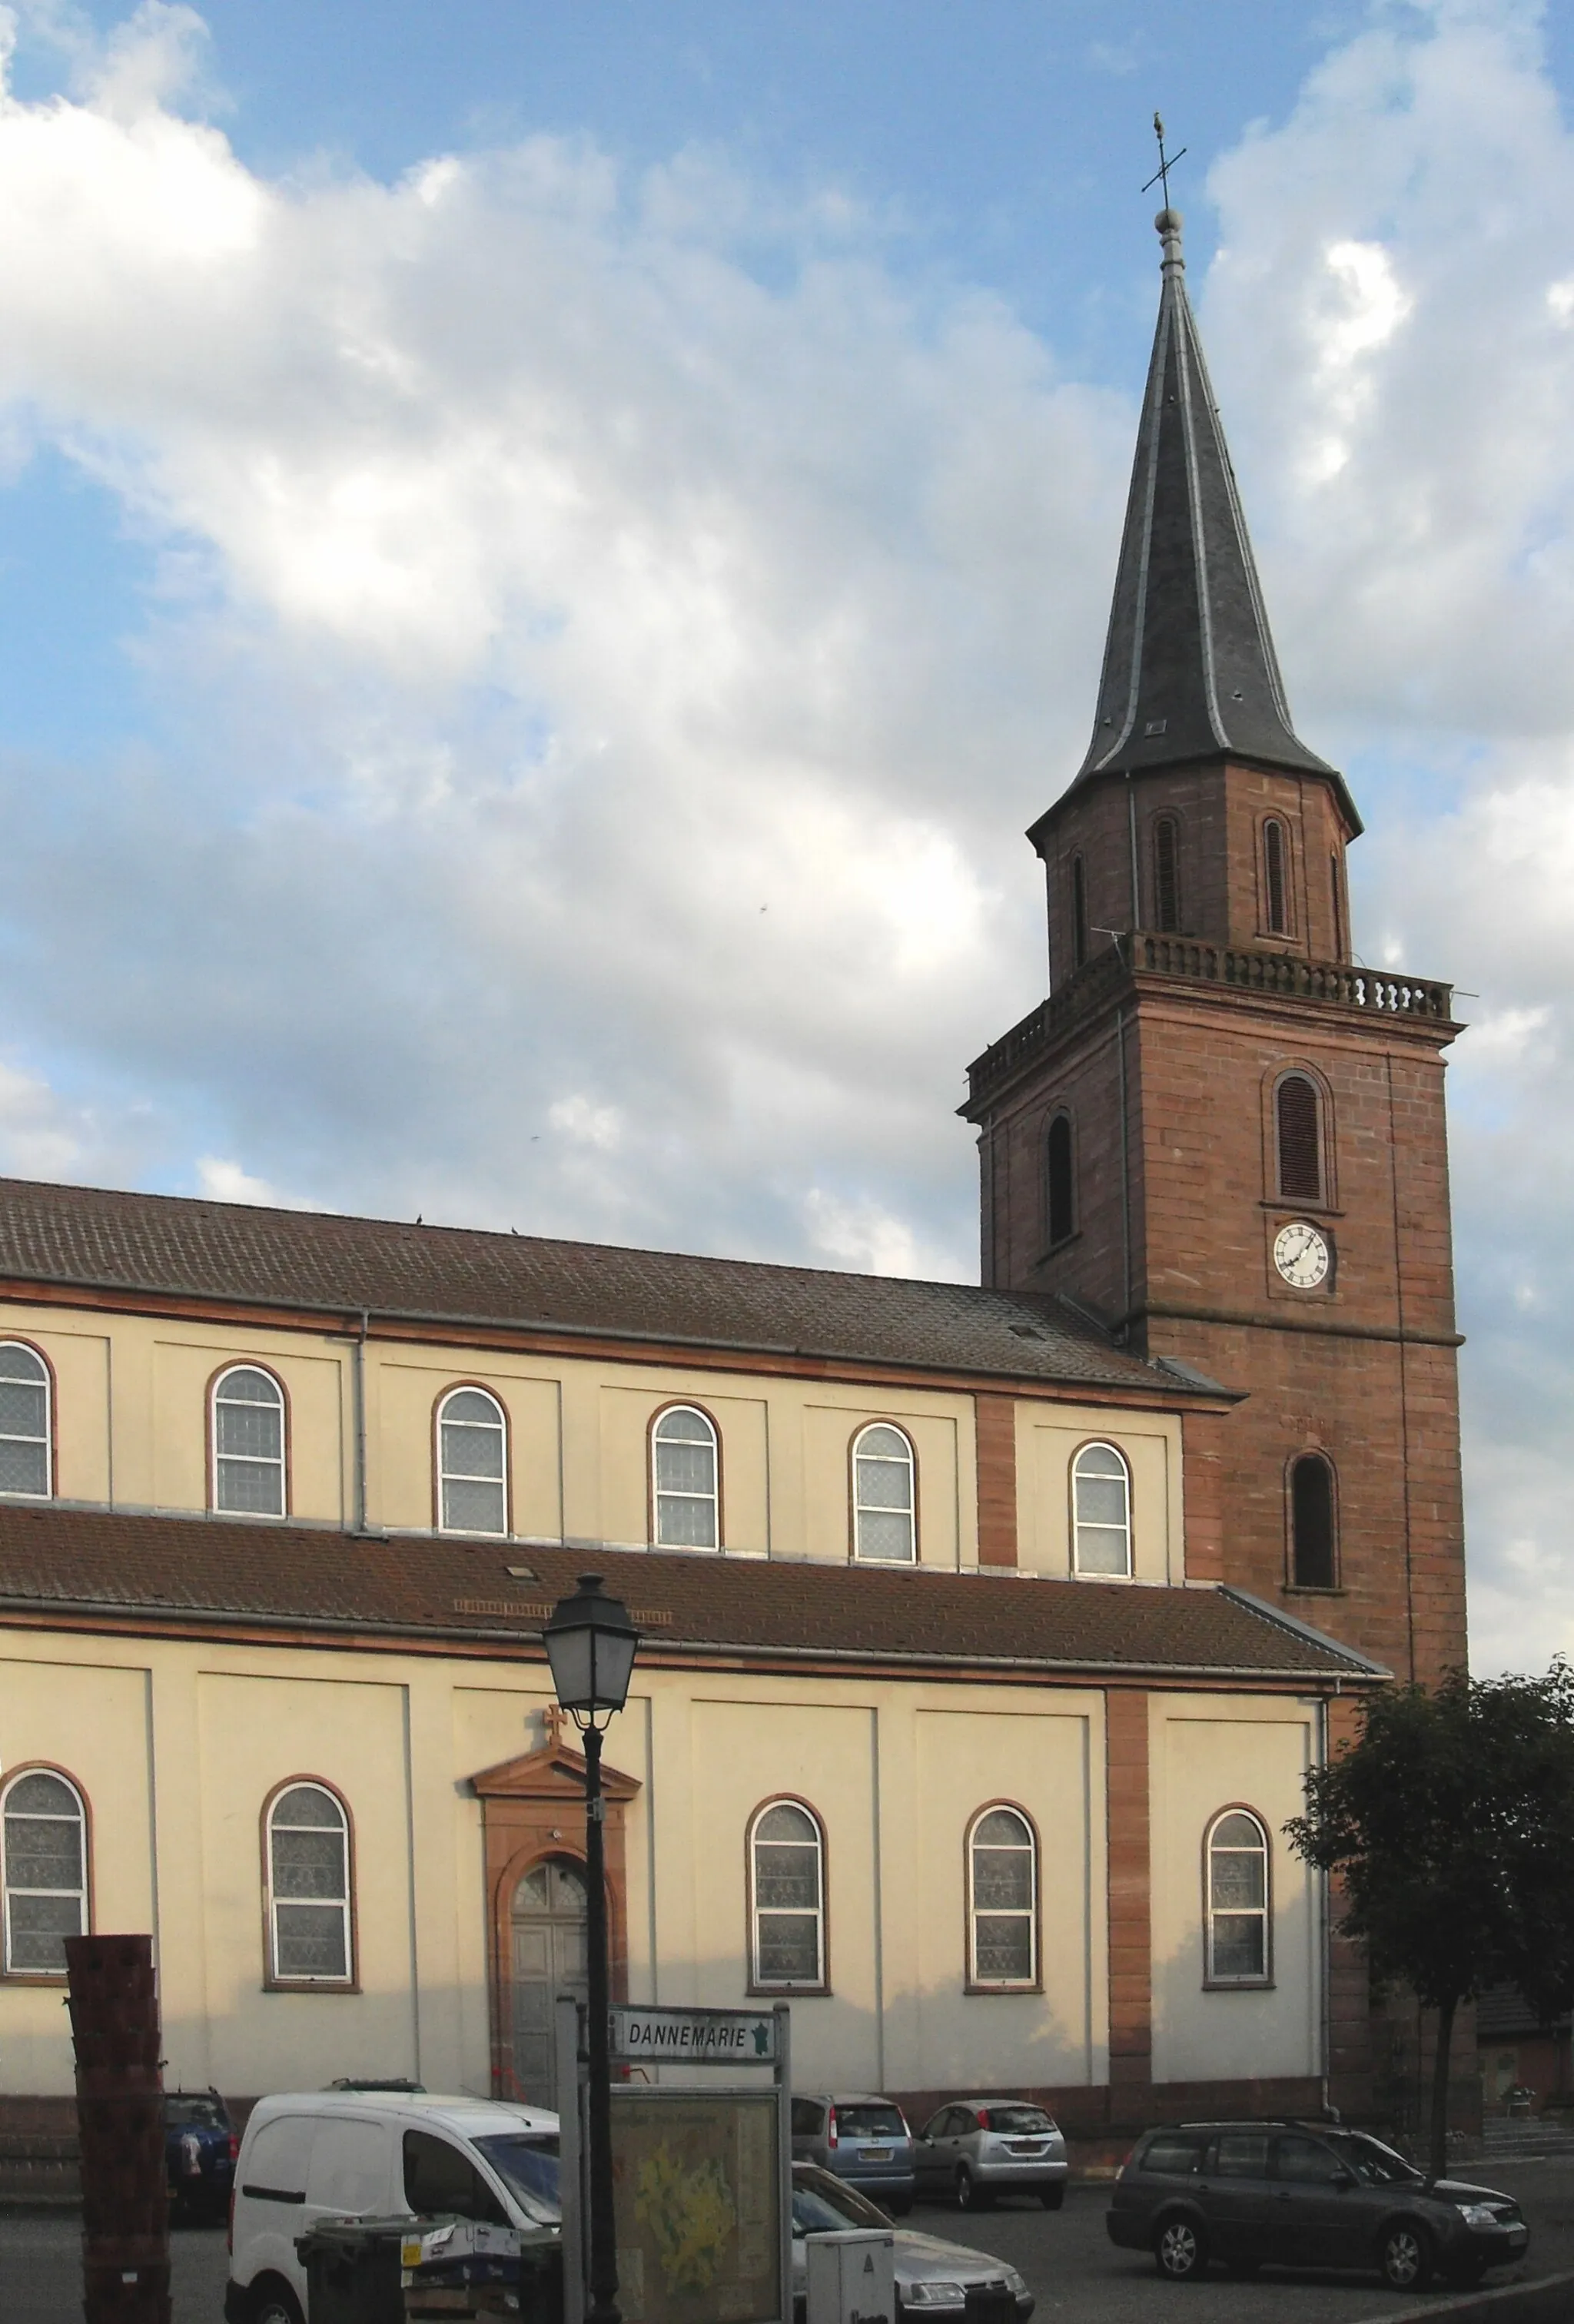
[0,1177,1212,1396]
[0,1505,1381,1681]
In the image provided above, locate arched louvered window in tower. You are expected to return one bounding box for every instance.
[1330,855,1345,960]
[1290,1453,1337,1589]
[1071,854,1088,968]
[1264,819,1289,935]
[1153,815,1181,933]
[1045,1114,1074,1248]
[1276,1074,1323,1204]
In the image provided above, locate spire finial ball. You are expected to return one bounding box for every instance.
[1155,208,1183,237]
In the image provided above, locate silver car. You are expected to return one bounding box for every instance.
[914,2102,1069,2211]
[792,2093,915,2209]
[792,2163,1032,2324]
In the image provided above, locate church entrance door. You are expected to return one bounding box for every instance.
[510,1859,588,2107]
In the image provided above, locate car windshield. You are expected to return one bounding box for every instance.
[470,2133,561,2223]
[793,2170,892,2231]
[1330,2135,1422,2187]
[983,2108,1053,2135]
[165,2097,228,2129]
[835,2107,905,2139]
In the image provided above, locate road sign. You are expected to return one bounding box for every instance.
[609,2005,779,2064]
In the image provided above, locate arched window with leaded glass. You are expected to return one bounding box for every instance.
[437,1386,509,1535]
[211,1364,287,1517]
[0,1342,51,1501]
[967,1805,1038,1988]
[651,1406,719,1549]
[851,1423,916,1562]
[748,1800,825,1990]
[1071,1442,1132,1577]
[2,1768,87,1974]
[1205,1808,1271,1985]
[264,1780,354,1985]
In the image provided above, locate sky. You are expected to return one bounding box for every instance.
[0,1,1569,1677]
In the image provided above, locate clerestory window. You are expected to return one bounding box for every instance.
[211,1366,287,1517]
[851,1423,916,1562]
[652,1406,719,1549]
[437,1386,508,1535]
[0,1343,51,1500]
[1071,1441,1133,1577]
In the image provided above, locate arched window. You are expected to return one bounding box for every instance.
[0,1343,51,1500]
[1205,1808,1271,1984]
[265,1781,353,1984]
[852,1423,915,1563]
[968,1805,1038,1987]
[437,1387,507,1535]
[1276,1074,1323,1204]
[1071,854,1088,968]
[1045,1114,1074,1249]
[652,1406,719,1549]
[749,1801,825,1989]
[1330,854,1345,960]
[2,1769,87,1974]
[1153,815,1181,933]
[1290,1453,1337,1589]
[1264,819,1289,935]
[211,1366,286,1517]
[1071,1442,1132,1577]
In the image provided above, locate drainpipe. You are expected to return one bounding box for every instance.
[352,1310,370,1534]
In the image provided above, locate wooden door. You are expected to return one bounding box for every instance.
[510,1859,588,2106]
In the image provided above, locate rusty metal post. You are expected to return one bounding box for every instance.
[65,1934,171,2324]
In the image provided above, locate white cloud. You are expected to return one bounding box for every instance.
[0,2,1572,1674]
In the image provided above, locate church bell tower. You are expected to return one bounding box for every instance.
[963,208,1467,1688]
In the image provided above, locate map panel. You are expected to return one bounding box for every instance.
[611,2090,782,2324]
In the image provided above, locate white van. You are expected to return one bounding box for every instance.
[224,2088,559,2324]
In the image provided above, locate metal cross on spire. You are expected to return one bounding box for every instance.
[1142,111,1187,206]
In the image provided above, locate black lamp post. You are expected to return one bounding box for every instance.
[543,1574,639,2324]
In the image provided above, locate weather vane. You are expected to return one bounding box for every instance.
[1142,112,1187,207]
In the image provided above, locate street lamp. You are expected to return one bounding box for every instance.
[544,1574,640,2324]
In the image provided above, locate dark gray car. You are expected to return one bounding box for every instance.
[792,2096,915,2211]
[1107,2121,1529,2292]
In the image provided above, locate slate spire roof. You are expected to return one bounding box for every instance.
[1072,208,1356,824]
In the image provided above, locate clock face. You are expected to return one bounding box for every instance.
[1273,1220,1330,1290]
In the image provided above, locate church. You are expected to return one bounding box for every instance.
[0,207,1466,2156]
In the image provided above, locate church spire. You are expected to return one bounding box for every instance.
[1072,207,1358,827]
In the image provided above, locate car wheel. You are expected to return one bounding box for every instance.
[1039,2185,1064,2211]
[1377,2223,1431,2292]
[1154,2215,1208,2281]
[955,2166,994,2212]
[250,2279,304,2324]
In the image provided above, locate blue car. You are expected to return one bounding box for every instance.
[164,2089,238,2223]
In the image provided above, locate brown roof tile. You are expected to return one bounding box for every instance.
[0,1504,1381,1681]
[0,1176,1214,1394]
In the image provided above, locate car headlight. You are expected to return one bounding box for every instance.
[903,2285,965,2306]
[1455,2203,1498,2229]
[1003,2272,1028,2297]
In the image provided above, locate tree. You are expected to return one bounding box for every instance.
[1287,1662,1574,2178]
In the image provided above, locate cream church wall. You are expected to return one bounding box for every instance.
[1014,1403,1184,1582]
[1147,1693,1322,2086]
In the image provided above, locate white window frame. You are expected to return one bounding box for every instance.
[1204,1807,1272,1987]
[0,1340,52,1502]
[1071,1440,1133,1577]
[651,1405,720,1550]
[2,1768,87,1976]
[966,1804,1038,1990]
[436,1386,509,1536]
[748,1798,825,1991]
[211,1364,287,1519]
[265,1780,354,1987]
[851,1423,917,1564]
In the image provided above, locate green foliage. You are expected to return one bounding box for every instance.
[1287,1661,1574,2021]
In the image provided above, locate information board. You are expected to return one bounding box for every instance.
[609,2088,782,2324]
